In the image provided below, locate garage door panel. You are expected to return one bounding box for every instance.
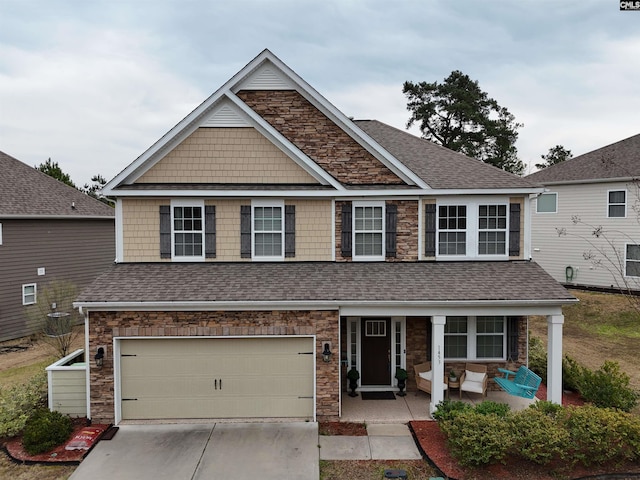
[120,337,314,420]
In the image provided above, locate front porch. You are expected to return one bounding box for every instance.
[340,389,536,424]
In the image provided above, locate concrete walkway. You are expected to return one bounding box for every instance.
[319,423,422,460]
[70,422,319,480]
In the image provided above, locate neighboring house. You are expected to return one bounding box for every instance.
[528,133,640,293]
[74,49,575,425]
[0,151,115,341]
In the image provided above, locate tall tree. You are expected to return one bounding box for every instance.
[82,174,112,206]
[536,145,572,170]
[35,158,76,188]
[403,71,524,174]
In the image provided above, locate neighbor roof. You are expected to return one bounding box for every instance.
[0,151,115,218]
[355,120,539,190]
[527,133,640,185]
[76,261,575,306]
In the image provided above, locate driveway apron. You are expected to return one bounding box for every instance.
[70,422,319,480]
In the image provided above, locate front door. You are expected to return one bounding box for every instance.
[360,318,391,385]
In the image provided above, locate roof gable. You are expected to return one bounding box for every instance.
[527,133,640,184]
[0,151,115,218]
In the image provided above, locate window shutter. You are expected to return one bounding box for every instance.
[507,316,519,361]
[285,205,295,258]
[159,205,171,259]
[385,203,397,257]
[240,205,251,258]
[205,205,216,258]
[424,203,436,257]
[341,202,352,258]
[509,203,521,256]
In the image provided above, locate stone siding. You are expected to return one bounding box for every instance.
[87,310,339,423]
[237,90,405,185]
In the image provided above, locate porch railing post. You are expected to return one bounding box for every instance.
[430,315,446,413]
[546,314,564,404]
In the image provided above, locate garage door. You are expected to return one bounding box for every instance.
[119,337,314,420]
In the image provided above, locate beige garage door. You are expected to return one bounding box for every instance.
[120,337,314,420]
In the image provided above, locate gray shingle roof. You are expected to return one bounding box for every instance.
[0,151,115,217]
[76,261,574,305]
[527,133,640,184]
[355,120,539,190]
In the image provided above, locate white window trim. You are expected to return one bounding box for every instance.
[436,197,509,260]
[607,189,627,218]
[444,316,507,361]
[624,243,640,278]
[171,199,205,262]
[536,192,557,214]
[251,199,284,261]
[0,222,3,245]
[352,200,385,261]
[22,283,37,306]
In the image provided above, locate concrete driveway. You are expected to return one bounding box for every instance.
[70,422,319,480]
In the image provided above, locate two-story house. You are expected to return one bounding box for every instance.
[0,151,115,341]
[528,133,640,293]
[75,50,575,425]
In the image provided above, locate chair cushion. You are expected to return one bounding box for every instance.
[418,370,432,381]
[461,380,484,394]
[465,369,486,383]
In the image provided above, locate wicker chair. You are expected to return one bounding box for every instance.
[414,362,448,398]
[459,363,488,399]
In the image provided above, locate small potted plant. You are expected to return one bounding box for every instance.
[449,369,457,382]
[395,367,408,396]
[347,368,360,397]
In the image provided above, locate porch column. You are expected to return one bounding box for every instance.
[430,315,446,413]
[546,314,564,404]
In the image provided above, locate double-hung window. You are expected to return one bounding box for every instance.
[172,200,204,260]
[608,190,626,218]
[625,244,640,277]
[252,201,284,260]
[478,205,507,255]
[353,201,384,261]
[22,283,37,305]
[438,206,466,255]
[444,316,506,360]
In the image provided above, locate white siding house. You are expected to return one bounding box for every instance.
[528,134,640,292]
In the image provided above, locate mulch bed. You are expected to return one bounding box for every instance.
[5,420,110,464]
[535,383,584,407]
[319,421,367,436]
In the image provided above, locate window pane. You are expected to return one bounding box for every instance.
[445,317,467,334]
[477,335,503,358]
[354,205,383,257]
[537,193,557,213]
[626,245,640,277]
[627,244,640,261]
[477,316,504,333]
[609,191,625,204]
[445,336,467,358]
[255,233,282,256]
[626,261,640,277]
[355,233,382,256]
[609,205,625,218]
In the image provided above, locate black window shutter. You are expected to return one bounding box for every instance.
[424,203,436,257]
[159,205,171,259]
[285,205,295,258]
[341,202,352,258]
[507,316,519,361]
[205,205,216,258]
[509,203,521,256]
[240,205,251,258]
[385,203,397,257]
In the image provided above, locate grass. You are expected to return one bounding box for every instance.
[320,460,438,480]
[0,451,76,480]
[0,358,56,389]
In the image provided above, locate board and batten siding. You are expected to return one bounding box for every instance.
[0,219,115,342]
[121,198,333,262]
[531,181,640,290]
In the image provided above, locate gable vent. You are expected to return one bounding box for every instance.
[237,64,294,90]
[202,103,250,127]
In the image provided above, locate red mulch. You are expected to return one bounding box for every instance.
[319,421,367,436]
[410,420,640,480]
[535,383,585,407]
[5,421,110,464]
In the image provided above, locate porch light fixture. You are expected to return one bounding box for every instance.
[95,347,105,368]
[322,342,332,363]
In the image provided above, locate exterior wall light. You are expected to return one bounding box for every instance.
[95,347,105,368]
[322,342,332,363]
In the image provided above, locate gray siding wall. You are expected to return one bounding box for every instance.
[0,218,115,341]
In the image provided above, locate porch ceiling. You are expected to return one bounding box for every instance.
[76,261,576,307]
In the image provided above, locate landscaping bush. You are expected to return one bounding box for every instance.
[439,410,511,466]
[432,399,473,423]
[474,400,510,417]
[562,354,585,392]
[510,408,568,465]
[529,400,564,418]
[579,361,639,412]
[0,371,47,438]
[22,408,73,455]
[527,335,547,383]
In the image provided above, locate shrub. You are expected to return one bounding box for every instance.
[527,335,547,383]
[510,408,568,465]
[22,408,73,455]
[432,400,473,423]
[562,355,585,392]
[440,410,511,466]
[579,361,639,412]
[474,401,510,417]
[0,372,47,438]
[529,400,564,418]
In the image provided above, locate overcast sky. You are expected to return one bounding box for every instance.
[1,0,638,187]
